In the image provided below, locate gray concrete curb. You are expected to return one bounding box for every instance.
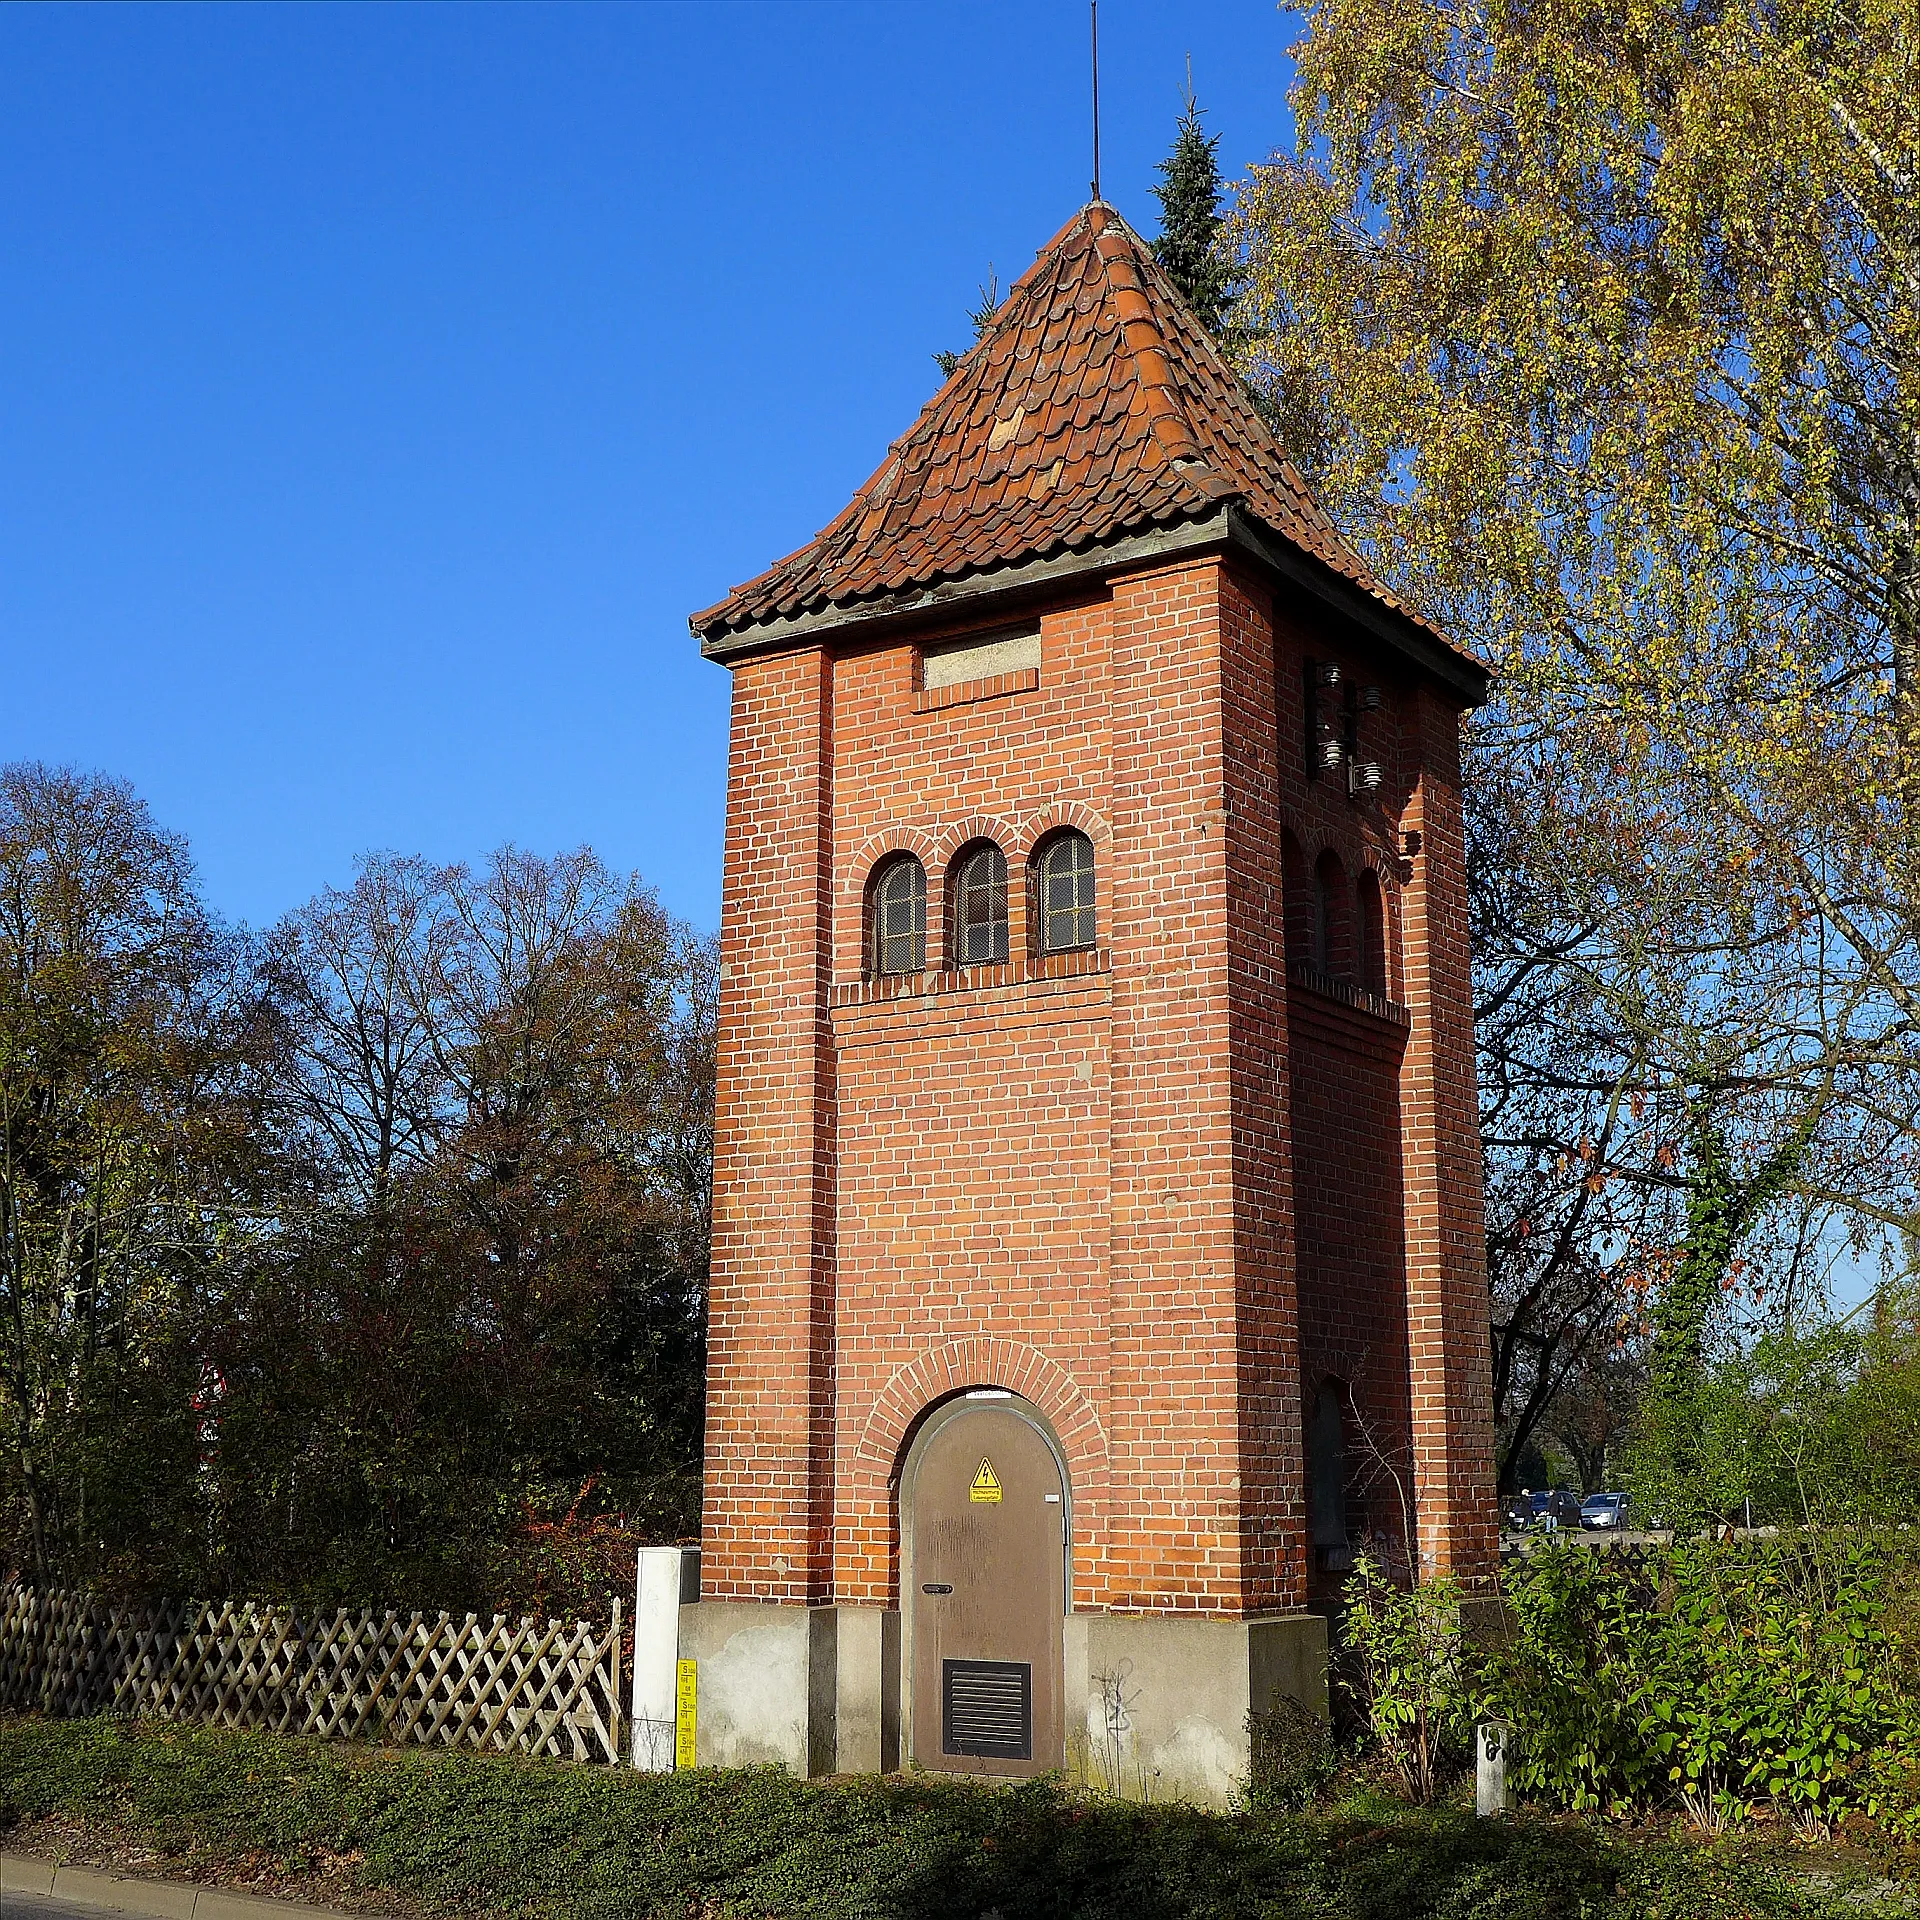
[1,1855,361,1920]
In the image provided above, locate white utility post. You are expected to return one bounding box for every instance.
[1476,1719,1511,1816]
[632,1546,700,1769]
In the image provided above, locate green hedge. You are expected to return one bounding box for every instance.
[1342,1534,1920,1837]
[1492,1536,1916,1832]
[0,1715,1895,1920]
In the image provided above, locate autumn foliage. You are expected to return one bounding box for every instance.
[0,763,712,1616]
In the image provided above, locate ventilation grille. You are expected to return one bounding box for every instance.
[942,1658,1032,1760]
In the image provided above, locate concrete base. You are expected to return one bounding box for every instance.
[823,1603,902,1774]
[677,1601,813,1772]
[677,1601,899,1776]
[678,1598,1325,1807]
[1065,1611,1329,1807]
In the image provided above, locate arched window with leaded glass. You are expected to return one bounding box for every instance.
[948,841,1009,967]
[868,854,927,976]
[1031,830,1096,956]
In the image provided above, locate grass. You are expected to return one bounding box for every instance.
[0,1715,1909,1920]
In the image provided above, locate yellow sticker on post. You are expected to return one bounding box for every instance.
[674,1658,697,1768]
[970,1458,1002,1503]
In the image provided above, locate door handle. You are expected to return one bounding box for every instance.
[921,1583,953,1595]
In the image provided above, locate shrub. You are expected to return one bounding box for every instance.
[1339,1556,1481,1802]
[0,1714,1887,1920]
[1489,1535,1907,1833]
[1493,1542,1656,1813]
[1245,1691,1335,1812]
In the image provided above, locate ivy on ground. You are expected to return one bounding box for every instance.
[0,1715,1903,1920]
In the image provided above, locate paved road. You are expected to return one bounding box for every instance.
[2,1871,348,1920]
[1,1893,109,1920]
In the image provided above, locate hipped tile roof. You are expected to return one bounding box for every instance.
[694,201,1442,650]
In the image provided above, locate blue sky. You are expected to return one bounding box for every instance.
[2,1,1301,937]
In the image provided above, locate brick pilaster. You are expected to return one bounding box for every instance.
[1105,557,1248,1613]
[701,644,836,1602]
[1219,565,1309,1611]
[1398,689,1499,1580]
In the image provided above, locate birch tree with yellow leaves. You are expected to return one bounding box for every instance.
[1228,0,1920,1488]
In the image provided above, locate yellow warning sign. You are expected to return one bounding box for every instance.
[970,1457,1003,1503]
[674,1657,697,1768]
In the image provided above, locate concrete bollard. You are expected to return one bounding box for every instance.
[632,1546,701,1769]
[1475,1719,1510,1816]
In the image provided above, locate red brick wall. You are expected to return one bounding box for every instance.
[701,644,836,1603]
[699,550,1500,1612]
[1104,557,1253,1612]
[829,969,1114,1603]
[825,592,1121,1606]
[1286,987,1416,1583]
[1399,687,1501,1578]
[1273,613,1412,1587]
[1218,565,1308,1613]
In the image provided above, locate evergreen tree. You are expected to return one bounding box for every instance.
[1151,97,1234,337]
[933,271,1000,379]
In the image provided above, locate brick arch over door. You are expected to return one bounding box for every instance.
[837,824,942,977]
[844,1337,1112,1597]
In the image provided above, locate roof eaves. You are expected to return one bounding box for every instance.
[695,506,1238,659]
[695,498,1490,707]
[1220,504,1491,707]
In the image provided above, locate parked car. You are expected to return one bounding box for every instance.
[1581,1492,1631,1531]
[1527,1488,1585,1531]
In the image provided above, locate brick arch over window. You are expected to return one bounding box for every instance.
[1276,817,1404,984]
[947,840,1012,968]
[852,1337,1111,1551]
[1312,847,1354,977]
[1276,818,1377,896]
[1355,866,1388,996]
[1011,801,1110,866]
[866,853,928,977]
[929,816,1023,972]
[837,825,941,977]
[1017,806,1108,959]
[930,814,1023,871]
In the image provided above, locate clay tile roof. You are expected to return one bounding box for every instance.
[693,201,1444,651]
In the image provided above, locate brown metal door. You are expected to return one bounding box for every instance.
[909,1402,1065,1777]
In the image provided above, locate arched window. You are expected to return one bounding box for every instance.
[949,842,1009,966]
[1312,849,1350,976]
[868,855,926,976]
[1356,867,1388,996]
[1032,830,1096,955]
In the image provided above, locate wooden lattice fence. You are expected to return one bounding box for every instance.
[0,1584,624,1763]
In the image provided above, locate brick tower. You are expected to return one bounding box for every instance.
[678,202,1497,1802]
